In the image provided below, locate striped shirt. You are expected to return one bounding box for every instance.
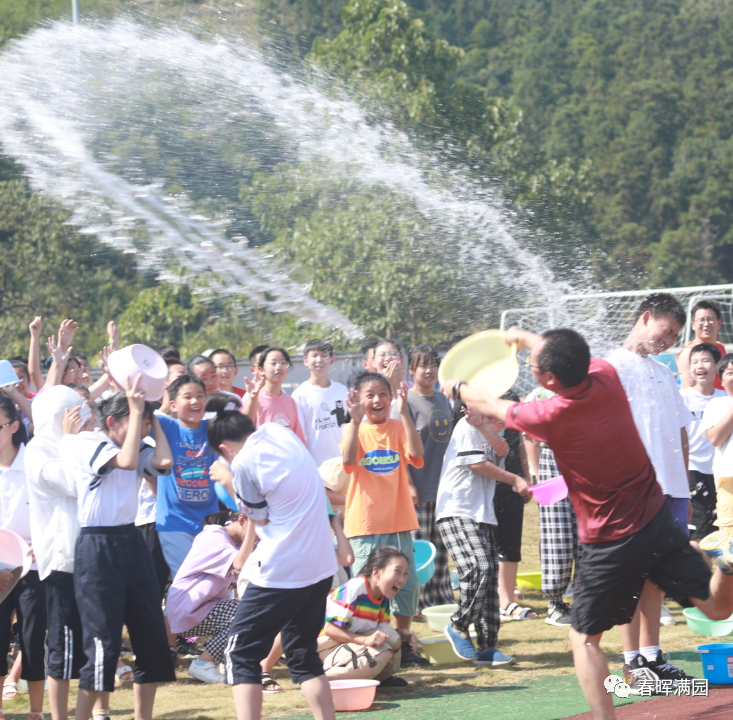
[325,576,391,634]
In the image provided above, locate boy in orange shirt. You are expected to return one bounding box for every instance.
[341,372,426,667]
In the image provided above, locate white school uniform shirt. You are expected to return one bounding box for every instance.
[436,418,498,525]
[62,431,170,528]
[699,395,733,479]
[0,444,36,570]
[25,386,93,579]
[680,387,726,475]
[291,381,349,466]
[607,348,694,498]
[231,422,337,589]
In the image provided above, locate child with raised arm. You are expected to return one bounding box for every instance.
[341,372,427,668]
[681,343,725,549]
[242,347,305,444]
[292,340,348,466]
[61,380,175,720]
[437,407,530,666]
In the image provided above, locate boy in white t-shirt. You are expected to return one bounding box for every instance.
[680,343,725,549]
[607,293,694,692]
[292,340,348,466]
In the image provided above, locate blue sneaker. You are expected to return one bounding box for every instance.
[444,622,477,660]
[473,648,516,667]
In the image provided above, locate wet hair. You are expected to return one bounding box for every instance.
[258,346,291,368]
[187,355,215,374]
[97,391,153,427]
[10,360,29,381]
[408,344,440,370]
[158,345,180,361]
[537,328,591,388]
[690,342,722,364]
[210,348,236,365]
[692,299,722,322]
[718,353,733,379]
[248,345,268,367]
[634,292,686,327]
[361,340,378,358]
[67,382,91,399]
[358,546,409,578]
[354,371,390,394]
[204,510,241,526]
[304,339,334,356]
[167,374,205,401]
[205,391,242,413]
[0,396,28,448]
[206,393,256,454]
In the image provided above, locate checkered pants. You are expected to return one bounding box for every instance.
[438,517,499,651]
[184,599,239,663]
[539,447,579,602]
[414,502,456,610]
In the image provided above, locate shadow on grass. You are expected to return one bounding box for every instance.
[376,682,529,702]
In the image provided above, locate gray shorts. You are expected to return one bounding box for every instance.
[349,531,420,617]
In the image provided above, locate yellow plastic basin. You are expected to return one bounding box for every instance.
[419,635,471,665]
[423,604,458,632]
[438,330,518,397]
[516,572,542,590]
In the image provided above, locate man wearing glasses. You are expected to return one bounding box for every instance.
[677,300,726,390]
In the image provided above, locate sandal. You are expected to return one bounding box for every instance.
[115,664,133,684]
[261,672,283,694]
[500,602,538,621]
[2,682,18,700]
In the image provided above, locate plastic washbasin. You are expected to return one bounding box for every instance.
[423,604,458,632]
[419,635,472,664]
[684,607,733,636]
[516,572,542,590]
[329,679,379,711]
[530,475,568,505]
[413,539,437,586]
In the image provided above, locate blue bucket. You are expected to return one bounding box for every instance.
[697,643,733,684]
[413,540,436,586]
[214,481,238,511]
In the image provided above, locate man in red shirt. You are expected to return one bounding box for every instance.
[441,327,733,720]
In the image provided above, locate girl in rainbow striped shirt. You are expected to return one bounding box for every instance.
[317,546,417,687]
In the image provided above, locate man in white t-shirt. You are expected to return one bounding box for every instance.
[607,292,694,693]
[680,343,725,548]
[292,340,348,467]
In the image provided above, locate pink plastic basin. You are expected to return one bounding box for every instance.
[0,528,32,577]
[107,345,168,401]
[530,475,568,505]
[329,679,379,711]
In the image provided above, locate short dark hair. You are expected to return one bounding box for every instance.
[0,396,27,448]
[205,391,242,413]
[158,345,180,361]
[718,353,733,380]
[304,339,334,356]
[537,328,591,388]
[204,510,241,526]
[690,342,722,364]
[10,360,29,380]
[358,545,409,578]
[354,371,390,394]
[634,292,686,327]
[97,391,153,426]
[70,351,88,362]
[187,355,214,374]
[168,374,205,400]
[165,357,186,368]
[692,299,722,322]
[259,346,291,368]
[408,344,440,370]
[210,348,236,365]
[361,340,378,357]
[206,398,256,454]
[248,345,268,366]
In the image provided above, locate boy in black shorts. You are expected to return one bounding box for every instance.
[441,327,733,720]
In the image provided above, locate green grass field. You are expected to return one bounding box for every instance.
[0,503,722,719]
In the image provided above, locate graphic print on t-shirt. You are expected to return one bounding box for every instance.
[428,408,451,443]
[174,445,211,503]
[329,400,347,427]
[360,448,400,475]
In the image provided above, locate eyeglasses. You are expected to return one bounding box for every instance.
[214,364,236,371]
[524,355,542,371]
[695,318,719,325]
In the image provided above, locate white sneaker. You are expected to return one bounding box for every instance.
[660,605,676,626]
[188,659,225,684]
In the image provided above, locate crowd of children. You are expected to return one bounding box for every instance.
[0,295,731,720]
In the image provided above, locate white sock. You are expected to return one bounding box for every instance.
[193,657,210,666]
[640,645,660,663]
[623,650,639,664]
